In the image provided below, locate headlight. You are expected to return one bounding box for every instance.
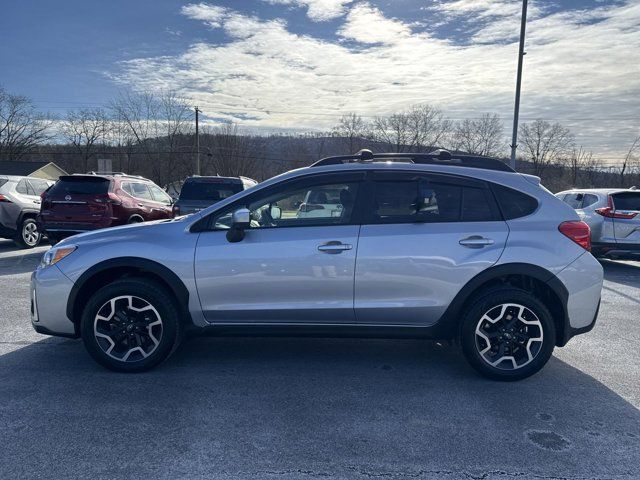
[40,245,77,268]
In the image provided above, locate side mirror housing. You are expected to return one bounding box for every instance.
[226,208,250,243]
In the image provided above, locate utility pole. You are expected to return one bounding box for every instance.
[509,0,528,171]
[195,106,201,175]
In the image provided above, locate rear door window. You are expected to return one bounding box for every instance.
[16,179,35,195]
[28,179,51,195]
[370,173,499,224]
[130,182,153,201]
[612,192,640,211]
[562,193,584,209]
[582,194,599,208]
[50,177,110,196]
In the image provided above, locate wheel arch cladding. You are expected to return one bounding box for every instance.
[67,257,191,330]
[440,263,569,347]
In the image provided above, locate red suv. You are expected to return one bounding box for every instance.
[38,173,174,243]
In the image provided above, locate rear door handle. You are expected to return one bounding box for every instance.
[318,241,353,254]
[459,236,495,248]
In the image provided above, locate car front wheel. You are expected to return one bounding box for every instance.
[81,278,182,372]
[460,288,556,381]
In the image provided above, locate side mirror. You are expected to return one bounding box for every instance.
[226,208,250,243]
[270,204,282,220]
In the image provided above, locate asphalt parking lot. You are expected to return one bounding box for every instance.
[0,239,638,480]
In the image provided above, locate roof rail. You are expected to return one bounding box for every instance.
[310,149,514,173]
[85,171,146,179]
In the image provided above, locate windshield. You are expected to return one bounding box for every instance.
[179,180,243,202]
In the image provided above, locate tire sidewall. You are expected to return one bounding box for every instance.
[460,289,556,381]
[81,279,180,372]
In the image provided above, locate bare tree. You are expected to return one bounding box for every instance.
[61,108,111,172]
[619,135,640,186]
[0,87,54,160]
[370,105,450,152]
[519,120,574,176]
[333,113,368,153]
[204,123,260,177]
[109,91,191,185]
[567,146,595,187]
[452,113,505,157]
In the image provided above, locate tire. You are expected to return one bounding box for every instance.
[128,216,143,224]
[80,278,182,372]
[14,217,41,249]
[460,288,556,381]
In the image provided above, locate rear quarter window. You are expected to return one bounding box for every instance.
[491,184,539,220]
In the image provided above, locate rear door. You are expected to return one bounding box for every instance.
[611,192,640,244]
[354,171,508,326]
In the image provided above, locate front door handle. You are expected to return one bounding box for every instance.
[318,241,353,254]
[459,236,495,248]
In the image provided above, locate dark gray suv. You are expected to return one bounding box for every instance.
[172,176,257,216]
[0,175,54,248]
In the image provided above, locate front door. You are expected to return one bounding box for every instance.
[354,171,509,326]
[194,172,364,324]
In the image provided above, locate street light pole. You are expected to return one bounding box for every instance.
[509,0,528,171]
[195,106,201,175]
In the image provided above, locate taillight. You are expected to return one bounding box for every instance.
[595,195,638,219]
[0,194,11,203]
[559,221,591,251]
[172,205,180,217]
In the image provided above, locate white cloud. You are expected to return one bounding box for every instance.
[113,1,640,158]
[263,0,353,22]
[180,3,227,28]
[338,3,411,44]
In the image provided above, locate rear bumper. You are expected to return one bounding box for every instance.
[554,252,603,346]
[592,242,640,260]
[37,216,117,235]
[30,266,79,338]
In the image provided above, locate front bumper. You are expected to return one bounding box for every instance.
[30,266,79,338]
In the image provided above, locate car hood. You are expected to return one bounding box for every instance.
[56,217,192,247]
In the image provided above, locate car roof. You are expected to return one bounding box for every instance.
[184,176,243,183]
[557,188,636,195]
[62,173,152,182]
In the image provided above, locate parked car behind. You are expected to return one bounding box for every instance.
[0,175,53,248]
[556,188,640,260]
[38,173,173,243]
[31,150,603,381]
[172,175,257,216]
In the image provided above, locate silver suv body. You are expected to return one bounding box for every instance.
[31,152,603,380]
[556,188,640,260]
[0,175,53,248]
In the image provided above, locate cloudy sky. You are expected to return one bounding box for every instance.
[1,0,639,161]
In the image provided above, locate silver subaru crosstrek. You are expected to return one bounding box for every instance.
[556,188,640,260]
[31,150,603,380]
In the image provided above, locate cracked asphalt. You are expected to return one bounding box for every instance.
[0,239,638,480]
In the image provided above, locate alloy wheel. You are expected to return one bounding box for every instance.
[474,303,544,370]
[22,221,40,247]
[94,295,163,362]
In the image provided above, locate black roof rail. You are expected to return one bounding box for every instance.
[310,149,514,173]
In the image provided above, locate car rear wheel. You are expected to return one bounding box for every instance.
[460,288,556,381]
[14,218,41,249]
[81,278,182,372]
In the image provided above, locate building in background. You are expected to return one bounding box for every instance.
[0,161,67,180]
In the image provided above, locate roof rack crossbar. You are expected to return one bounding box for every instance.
[310,149,514,172]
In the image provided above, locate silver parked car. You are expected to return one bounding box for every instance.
[556,188,640,260]
[31,150,603,380]
[0,175,53,248]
